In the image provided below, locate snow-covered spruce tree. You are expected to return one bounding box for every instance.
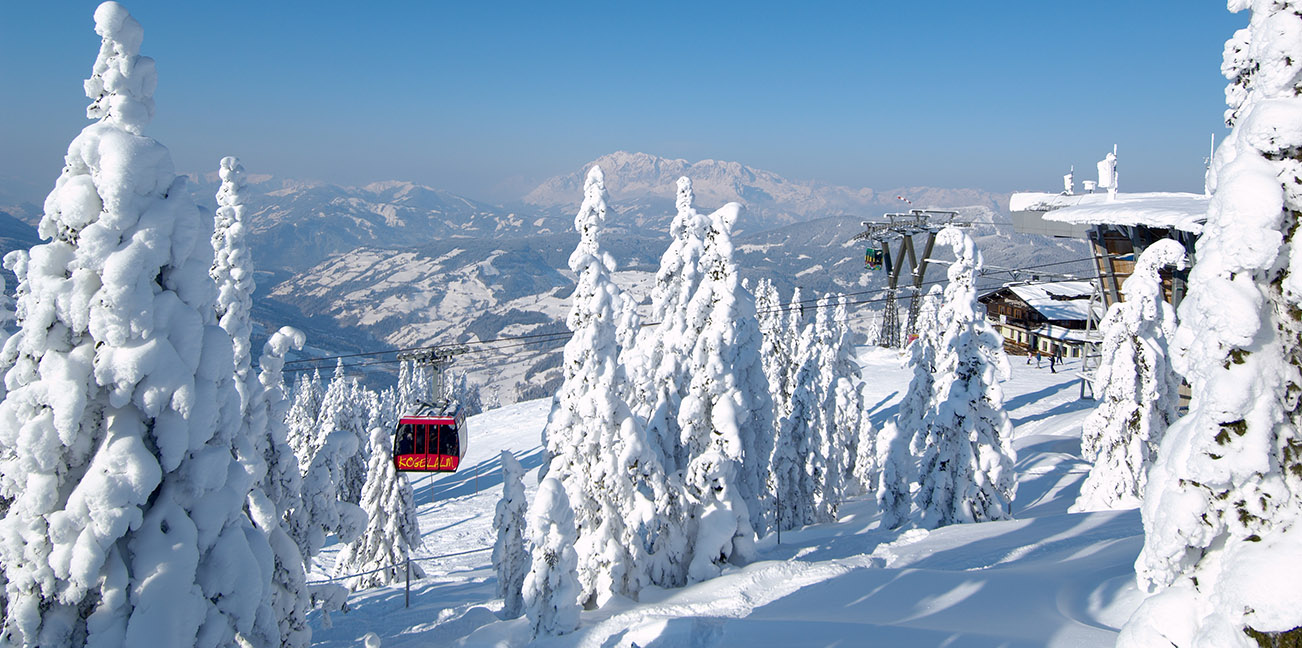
[851,397,877,497]
[832,295,868,496]
[0,4,276,645]
[809,294,847,521]
[450,371,483,417]
[537,166,660,607]
[295,416,367,561]
[914,227,1016,529]
[493,451,529,619]
[679,202,773,559]
[251,326,311,648]
[316,360,370,506]
[293,368,365,561]
[286,369,324,471]
[772,320,823,531]
[209,155,296,644]
[915,284,946,354]
[0,271,15,363]
[875,334,935,529]
[523,478,582,638]
[211,156,255,415]
[1071,240,1184,514]
[1118,4,1302,645]
[631,175,711,472]
[755,278,789,430]
[624,176,718,588]
[334,427,424,590]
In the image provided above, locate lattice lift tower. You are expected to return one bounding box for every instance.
[851,209,971,348]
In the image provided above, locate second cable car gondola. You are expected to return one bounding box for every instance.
[865,245,884,270]
[393,403,467,473]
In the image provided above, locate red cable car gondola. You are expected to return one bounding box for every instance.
[392,347,469,474]
[393,403,467,473]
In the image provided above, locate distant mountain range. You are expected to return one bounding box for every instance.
[525,151,1008,235]
[0,152,1086,403]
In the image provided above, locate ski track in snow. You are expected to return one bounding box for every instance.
[309,351,1146,647]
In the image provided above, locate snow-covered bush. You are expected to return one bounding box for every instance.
[1072,239,1184,513]
[1119,3,1302,645]
[0,4,276,644]
[914,227,1016,528]
[523,478,582,638]
[334,427,424,590]
[493,451,529,619]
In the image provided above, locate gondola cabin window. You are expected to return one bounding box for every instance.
[393,412,465,473]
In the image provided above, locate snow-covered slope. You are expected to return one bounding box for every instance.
[307,351,1144,647]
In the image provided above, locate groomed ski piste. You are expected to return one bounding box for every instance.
[310,348,1143,647]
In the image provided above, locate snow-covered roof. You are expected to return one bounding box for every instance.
[1009,191,1208,234]
[988,281,1102,322]
[1031,323,1097,344]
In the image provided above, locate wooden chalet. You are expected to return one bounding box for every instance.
[979,281,1101,359]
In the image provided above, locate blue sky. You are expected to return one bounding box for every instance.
[0,2,1244,204]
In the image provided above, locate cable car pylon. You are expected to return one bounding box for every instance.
[850,209,971,348]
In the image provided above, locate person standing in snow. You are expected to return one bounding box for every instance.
[1049,352,1056,373]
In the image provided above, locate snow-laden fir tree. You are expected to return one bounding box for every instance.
[0,271,15,362]
[875,334,935,529]
[294,367,366,561]
[1071,240,1184,514]
[631,176,711,473]
[450,371,484,417]
[535,166,660,606]
[316,360,370,506]
[493,451,529,619]
[523,477,582,637]
[914,227,1016,528]
[286,369,324,471]
[915,284,945,353]
[1119,3,1302,645]
[210,156,255,415]
[678,201,773,559]
[809,294,854,521]
[754,278,789,430]
[831,295,868,495]
[0,267,16,407]
[850,402,877,497]
[295,419,367,561]
[772,316,823,531]
[0,4,276,644]
[624,176,719,588]
[251,326,311,648]
[207,155,301,644]
[334,427,424,590]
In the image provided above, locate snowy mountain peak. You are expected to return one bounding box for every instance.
[523,152,1008,233]
[523,151,809,213]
